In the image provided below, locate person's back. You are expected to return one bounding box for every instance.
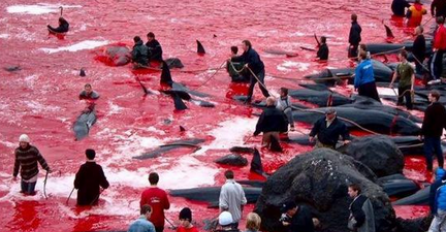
[74,149,109,206]
[140,173,170,232]
[354,58,374,88]
[219,171,247,225]
[288,205,314,232]
[422,101,446,137]
[132,36,149,66]
[413,34,426,60]
[242,48,264,74]
[146,39,163,61]
[392,0,410,16]
[256,106,288,134]
[432,0,446,17]
[317,43,329,61]
[434,23,446,50]
[349,20,362,46]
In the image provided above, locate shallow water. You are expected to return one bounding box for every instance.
[0,0,432,231]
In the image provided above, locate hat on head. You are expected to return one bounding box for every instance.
[219,211,233,226]
[19,134,30,143]
[281,201,297,213]
[179,207,192,222]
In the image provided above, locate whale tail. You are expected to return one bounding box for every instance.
[196,40,206,54]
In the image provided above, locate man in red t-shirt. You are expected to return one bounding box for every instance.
[140,172,170,232]
[430,16,446,80]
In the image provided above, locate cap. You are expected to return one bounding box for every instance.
[19,134,30,143]
[219,211,233,226]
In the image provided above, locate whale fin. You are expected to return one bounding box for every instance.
[160,61,173,86]
[384,23,395,38]
[172,93,188,110]
[196,40,206,54]
[270,135,283,152]
[250,148,264,175]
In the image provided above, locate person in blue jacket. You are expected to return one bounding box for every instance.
[429,168,446,232]
[354,50,381,103]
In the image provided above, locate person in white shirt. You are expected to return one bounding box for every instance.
[219,170,247,227]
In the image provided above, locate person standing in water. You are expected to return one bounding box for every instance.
[348,14,362,58]
[140,172,170,232]
[276,88,295,131]
[316,36,329,61]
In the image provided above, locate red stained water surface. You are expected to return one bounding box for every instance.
[0,0,434,231]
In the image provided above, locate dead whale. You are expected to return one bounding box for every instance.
[215,154,248,166]
[288,88,352,107]
[73,110,97,141]
[133,139,205,159]
[292,107,421,135]
[392,186,430,205]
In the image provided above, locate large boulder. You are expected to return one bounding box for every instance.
[344,135,404,177]
[254,149,396,232]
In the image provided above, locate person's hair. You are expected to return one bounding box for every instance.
[133,36,141,43]
[437,16,445,24]
[430,90,441,101]
[224,170,234,179]
[280,87,288,96]
[84,83,92,88]
[417,25,424,33]
[86,149,96,160]
[349,184,361,194]
[147,32,155,38]
[140,204,152,215]
[231,46,238,54]
[242,40,252,49]
[359,50,367,60]
[351,14,358,22]
[246,213,261,231]
[149,172,159,185]
[400,50,408,59]
[359,44,367,52]
[320,36,326,44]
[266,97,276,106]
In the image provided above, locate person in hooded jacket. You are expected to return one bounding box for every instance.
[429,168,446,232]
[406,0,427,27]
[74,149,109,206]
[47,17,69,33]
[132,36,149,68]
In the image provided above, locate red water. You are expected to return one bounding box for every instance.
[0,0,434,231]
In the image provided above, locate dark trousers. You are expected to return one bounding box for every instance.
[348,44,359,58]
[414,56,425,75]
[424,136,444,171]
[397,85,413,110]
[21,180,37,194]
[358,82,381,103]
[247,70,269,101]
[155,226,164,232]
[430,50,445,80]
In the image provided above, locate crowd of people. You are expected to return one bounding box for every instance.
[11,0,446,231]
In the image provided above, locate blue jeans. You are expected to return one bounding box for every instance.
[21,180,37,195]
[424,136,444,171]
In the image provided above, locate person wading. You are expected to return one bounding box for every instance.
[316,36,329,61]
[128,204,156,232]
[253,97,289,150]
[13,134,51,195]
[349,14,362,58]
[132,36,149,68]
[389,50,415,110]
[74,149,109,206]
[309,108,350,149]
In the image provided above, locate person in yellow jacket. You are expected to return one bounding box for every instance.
[407,0,427,27]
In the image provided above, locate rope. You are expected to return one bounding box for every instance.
[66,187,75,205]
[195,60,227,90]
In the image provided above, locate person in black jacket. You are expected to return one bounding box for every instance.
[309,109,350,149]
[238,40,270,103]
[253,97,288,149]
[412,26,426,75]
[316,36,329,61]
[348,14,362,58]
[74,149,109,206]
[146,32,163,62]
[132,36,149,68]
[47,17,69,33]
[432,0,446,18]
[420,90,446,171]
[392,0,411,16]
[348,184,375,232]
[280,201,314,232]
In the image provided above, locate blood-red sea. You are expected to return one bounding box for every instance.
[0,0,434,231]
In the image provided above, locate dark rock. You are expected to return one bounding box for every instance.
[395,216,432,232]
[254,149,395,232]
[215,154,248,166]
[344,135,405,177]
